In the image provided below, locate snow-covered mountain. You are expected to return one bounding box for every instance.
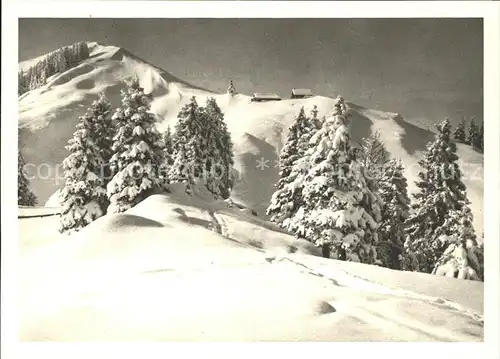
[17,42,485,341]
[18,42,484,235]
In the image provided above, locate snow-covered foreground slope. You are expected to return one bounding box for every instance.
[19,185,483,341]
[18,42,483,235]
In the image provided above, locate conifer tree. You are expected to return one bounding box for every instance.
[39,59,48,85]
[332,95,350,122]
[46,52,56,75]
[158,126,174,187]
[404,118,476,273]
[29,63,40,89]
[83,93,114,210]
[163,125,174,166]
[63,46,72,68]
[376,159,411,269]
[106,79,166,214]
[453,118,466,143]
[55,50,68,73]
[91,94,114,171]
[466,118,478,146]
[203,97,235,199]
[288,97,382,263]
[169,97,203,194]
[356,133,410,268]
[26,67,35,91]
[227,80,236,96]
[77,42,90,61]
[267,107,317,225]
[310,105,322,130]
[479,121,484,152]
[477,237,484,279]
[359,131,390,182]
[18,71,29,96]
[431,207,483,280]
[58,104,109,233]
[18,150,38,206]
[473,121,484,151]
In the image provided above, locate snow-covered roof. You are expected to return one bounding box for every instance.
[252,93,281,100]
[291,88,313,96]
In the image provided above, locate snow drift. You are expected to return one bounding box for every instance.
[19,184,483,341]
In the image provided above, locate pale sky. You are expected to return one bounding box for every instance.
[19,18,483,127]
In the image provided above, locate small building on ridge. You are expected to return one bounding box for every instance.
[290,88,314,99]
[251,92,282,102]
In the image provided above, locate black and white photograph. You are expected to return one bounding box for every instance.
[2,0,500,356]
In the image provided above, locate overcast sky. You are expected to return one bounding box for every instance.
[19,18,483,127]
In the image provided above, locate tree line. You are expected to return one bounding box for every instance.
[18,42,90,96]
[453,117,484,152]
[267,97,483,281]
[16,85,484,281]
[18,79,234,234]
[18,149,38,206]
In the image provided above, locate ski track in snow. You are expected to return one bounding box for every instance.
[210,209,483,325]
[277,255,484,323]
[207,209,483,331]
[18,199,484,341]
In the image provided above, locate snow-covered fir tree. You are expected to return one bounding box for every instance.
[375,159,411,270]
[157,126,174,188]
[404,118,478,274]
[169,97,233,198]
[227,80,236,96]
[18,150,38,206]
[18,71,29,96]
[359,132,405,268]
[473,121,484,152]
[359,131,390,182]
[310,105,323,130]
[332,95,350,123]
[203,97,235,199]
[453,118,466,143]
[267,107,317,225]
[477,237,484,279]
[58,104,110,233]
[84,93,114,210]
[479,121,484,152]
[170,97,204,195]
[288,97,383,263]
[480,122,484,151]
[89,94,114,164]
[162,125,174,166]
[431,207,483,281]
[466,118,478,146]
[310,105,318,120]
[106,79,166,214]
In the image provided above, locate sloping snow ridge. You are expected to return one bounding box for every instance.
[19,183,483,341]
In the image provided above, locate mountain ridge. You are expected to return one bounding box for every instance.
[17,42,484,236]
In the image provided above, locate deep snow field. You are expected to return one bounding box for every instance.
[18,184,484,341]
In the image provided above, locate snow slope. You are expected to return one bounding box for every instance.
[18,42,483,236]
[19,184,483,341]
